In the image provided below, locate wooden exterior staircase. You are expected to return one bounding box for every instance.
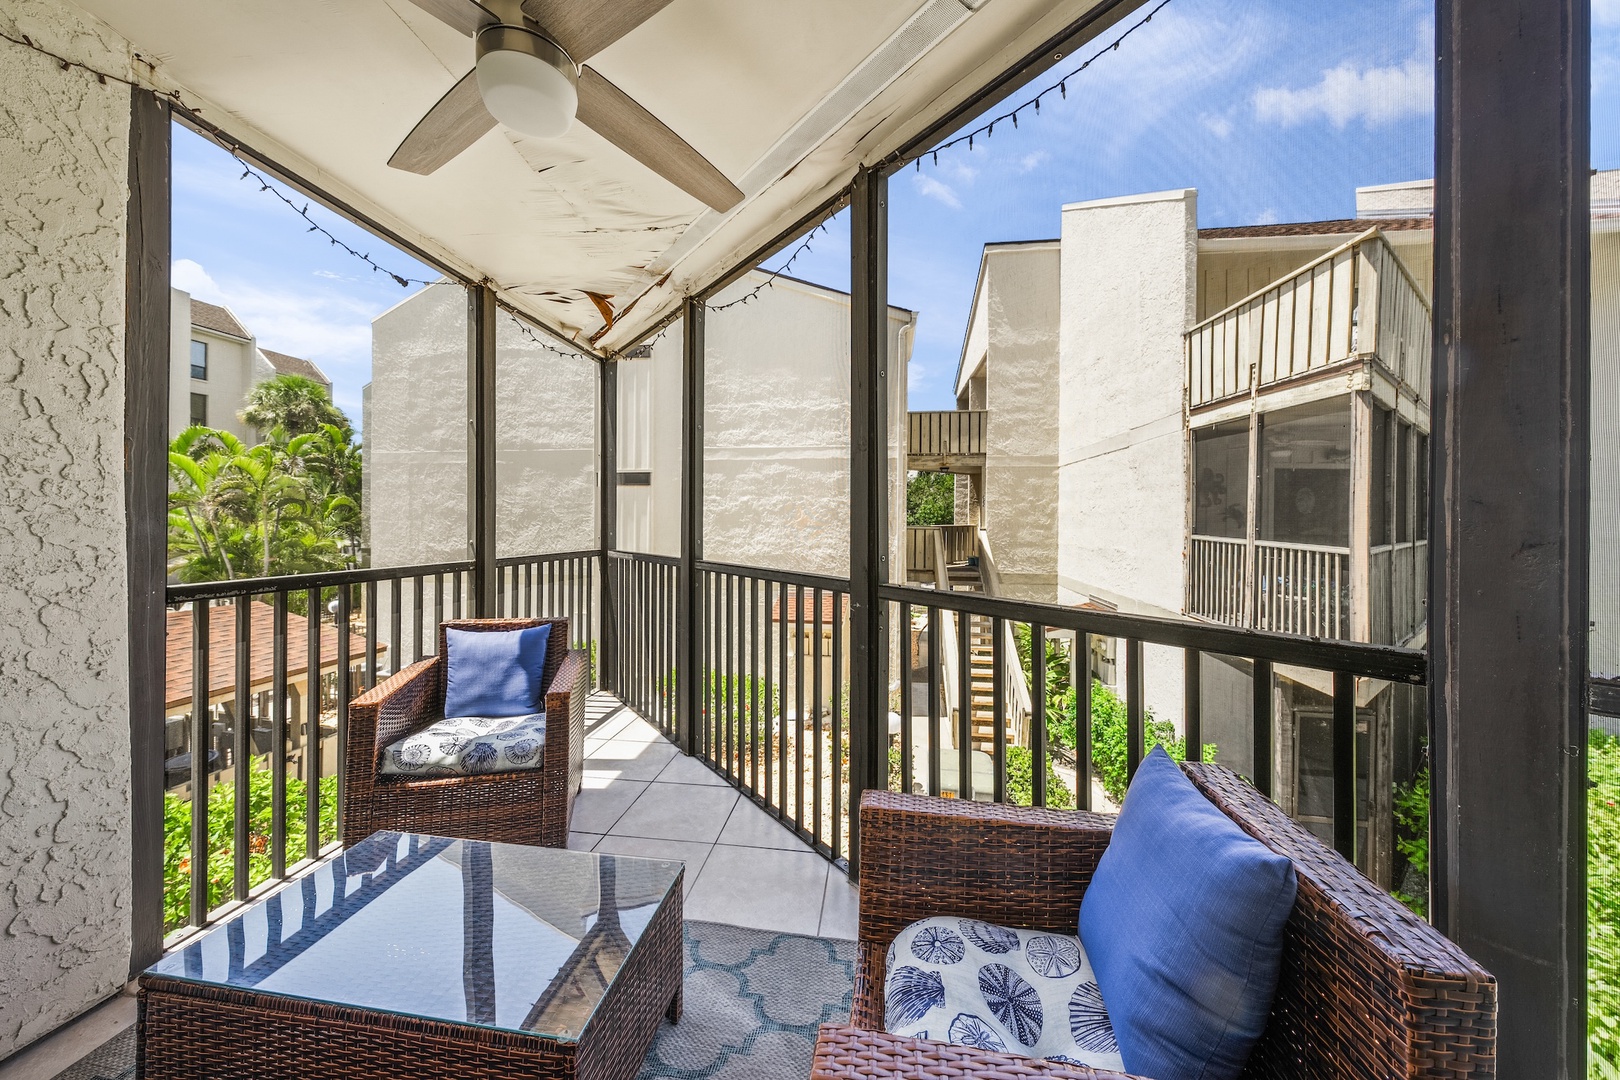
[945,558,998,753]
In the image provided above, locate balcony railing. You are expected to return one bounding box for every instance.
[161,552,597,935]
[1185,228,1432,410]
[904,524,977,580]
[1189,536,1350,640]
[906,409,986,469]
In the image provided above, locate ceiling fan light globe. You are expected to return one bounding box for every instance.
[475,25,578,139]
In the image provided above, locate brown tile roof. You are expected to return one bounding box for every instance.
[771,591,840,624]
[165,601,384,712]
[1198,217,1432,240]
[190,299,250,339]
[261,349,332,390]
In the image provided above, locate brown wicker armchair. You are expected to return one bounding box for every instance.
[812,763,1496,1080]
[341,618,587,850]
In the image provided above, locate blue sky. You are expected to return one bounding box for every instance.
[173,0,1620,423]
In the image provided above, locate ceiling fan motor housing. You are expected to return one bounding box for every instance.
[475,23,578,138]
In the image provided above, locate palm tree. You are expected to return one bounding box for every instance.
[240,374,350,438]
[168,426,248,580]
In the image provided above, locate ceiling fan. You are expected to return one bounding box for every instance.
[391,0,744,212]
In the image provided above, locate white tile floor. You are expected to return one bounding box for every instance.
[574,693,859,940]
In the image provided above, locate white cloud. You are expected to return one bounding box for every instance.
[1252,49,1432,129]
[172,258,224,303]
[912,173,962,210]
[1254,207,1281,226]
[1201,113,1233,139]
[1016,150,1049,174]
[907,360,929,393]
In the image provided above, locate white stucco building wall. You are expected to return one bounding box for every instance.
[0,0,139,1057]
[166,290,270,445]
[620,273,913,580]
[364,283,599,568]
[1058,189,1198,727]
[956,242,1060,602]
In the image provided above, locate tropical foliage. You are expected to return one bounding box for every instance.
[168,376,362,581]
[1590,730,1620,1076]
[907,471,956,526]
[164,768,337,930]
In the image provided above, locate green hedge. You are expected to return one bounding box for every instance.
[164,768,337,931]
[1592,731,1620,1076]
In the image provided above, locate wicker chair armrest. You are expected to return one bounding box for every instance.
[857,790,1115,948]
[350,657,442,757]
[543,649,589,812]
[812,1024,1142,1080]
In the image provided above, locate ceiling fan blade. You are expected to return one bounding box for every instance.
[400,0,497,37]
[576,66,743,212]
[519,0,673,62]
[389,70,499,174]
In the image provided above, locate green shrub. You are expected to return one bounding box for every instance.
[1088,681,1210,805]
[1006,745,1073,809]
[164,768,337,931]
[1591,730,1620,1075]
[1393,765,1430,918]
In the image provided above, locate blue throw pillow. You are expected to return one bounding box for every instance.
[1078,746,1297,1080]
[443,625,551,718]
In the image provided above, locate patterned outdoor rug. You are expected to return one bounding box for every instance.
[53,920,856,1080]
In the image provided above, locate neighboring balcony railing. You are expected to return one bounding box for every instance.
[1189,536,1350,640]
[161,551,598,935]
[904,524,977,580]
[1185,228,1431,410]
[907,409,986,470]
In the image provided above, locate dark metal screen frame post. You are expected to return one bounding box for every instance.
[125,86,171,973]
[848,166,890,877]
[599,359,618,689]
[468,284,498,617]
[1431,0,1588,1072]
[676,299,705,755]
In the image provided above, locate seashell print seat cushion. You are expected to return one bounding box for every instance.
[379,713,546,777]
[883,916,1125,1073]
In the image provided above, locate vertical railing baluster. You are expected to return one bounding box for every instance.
[1332,670,1356,861]
[725,574,737,779]
[306,588,321,861]
[992,616,1006,805]
[1252,657,1274,797]
[832,590,844,859]
[751,577,762,795]
[778,581,789,819]
[1126,637,1144,781]
[1185,648,1203,763]
[190,601,211,927]
[899,601,913,796]
[448,570,460,621]
[233,595,251,902]
[272,591,289,880]
[794,584,805,831]
[1032,622,1047,807]
[1076,633,1092,811]
[335,585,351,844]
[413,577,425,663]
[813,587,824,844]
[926,607,941,798]
[386,578,404,678]
[365,581,378,689]
[957,608,972,802]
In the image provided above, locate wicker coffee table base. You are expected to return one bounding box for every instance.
[137,889,683,1080]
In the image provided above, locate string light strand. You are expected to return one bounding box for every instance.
[915,0,1174,169]
[504,310,588,359]
[708,223,829,312]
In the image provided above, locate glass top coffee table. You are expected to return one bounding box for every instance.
[138,831,684,1080]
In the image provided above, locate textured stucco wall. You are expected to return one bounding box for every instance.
[699,274,911,580]
[1593,225,1620,682]
[979,244,1059,602]
[366,284,470,567]
[366,286,597,565]
[1058,190,1197,727]
[618,320,684,558]
[0,0,138,1057]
